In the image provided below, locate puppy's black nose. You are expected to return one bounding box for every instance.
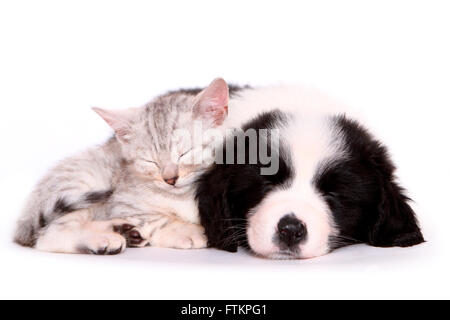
[277,214,306,248]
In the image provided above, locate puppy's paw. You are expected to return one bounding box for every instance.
[114,224,147,247]
[78,232,126,255]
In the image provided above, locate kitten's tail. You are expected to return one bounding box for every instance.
[14,215,39,248]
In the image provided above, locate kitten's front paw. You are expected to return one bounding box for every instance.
[78,232,126,255]
[187,225,208,249]
[114,223,147,247]
[154,224,207,249]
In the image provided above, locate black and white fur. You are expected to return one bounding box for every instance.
[196,86,424,259]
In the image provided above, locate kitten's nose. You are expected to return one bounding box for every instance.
[164,177,178,186]
[162,164,179,186]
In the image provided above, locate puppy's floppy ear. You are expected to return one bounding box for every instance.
[369,178,424,247]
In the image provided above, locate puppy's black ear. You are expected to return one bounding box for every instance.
[195,167,239,253]
[331,116,424,248]
[369,179,424,247]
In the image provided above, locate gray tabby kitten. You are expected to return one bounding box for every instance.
[14,78,230,254]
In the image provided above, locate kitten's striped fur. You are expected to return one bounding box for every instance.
[14,78,233,254]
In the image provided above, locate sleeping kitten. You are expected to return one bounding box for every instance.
[14,78,231,254]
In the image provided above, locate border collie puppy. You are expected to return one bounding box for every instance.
[196,85,424,259]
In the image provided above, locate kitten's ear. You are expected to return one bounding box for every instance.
[194,78,229,126]
[92,107,134,141]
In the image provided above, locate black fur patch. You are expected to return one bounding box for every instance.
[53,189,113,215]
[38,211,47,229]
[195,110,293,252]
[53,198,77,215]
[315,115,424,249]
[84,189,114,203]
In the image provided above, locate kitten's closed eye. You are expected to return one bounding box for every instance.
[144,159,159,167]
[178,147,204,166]
[134,159,160,175]
[179,148,193,160]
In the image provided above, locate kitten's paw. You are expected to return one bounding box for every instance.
[79,232,126,255]
[114,224,147,247]
[193,235,208,249]
[187,225,208,249]
[173,234,207,249]
[154,224,207,249]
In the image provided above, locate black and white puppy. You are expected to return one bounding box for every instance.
[195,85,424,259]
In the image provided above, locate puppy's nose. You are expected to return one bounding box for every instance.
[277,214,306,248]
[164,176,178,186]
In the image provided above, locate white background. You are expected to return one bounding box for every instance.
[0,0,449,299]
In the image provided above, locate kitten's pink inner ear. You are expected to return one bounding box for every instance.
[194,78,229,126]
[92,107,133,140]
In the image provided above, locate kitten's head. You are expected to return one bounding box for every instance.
[93,78,229,194]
